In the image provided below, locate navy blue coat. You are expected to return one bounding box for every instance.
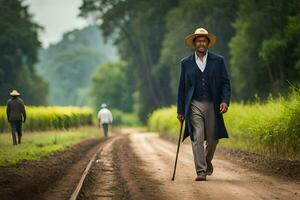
[177,52,231,141]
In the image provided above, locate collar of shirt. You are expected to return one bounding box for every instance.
[195,51,208,72]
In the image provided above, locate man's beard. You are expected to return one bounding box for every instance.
[197,46,207,53]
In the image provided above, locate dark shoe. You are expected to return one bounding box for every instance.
[195,171,206,181]
[206,161,213,175]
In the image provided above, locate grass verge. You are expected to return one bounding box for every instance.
[0,126,101,166]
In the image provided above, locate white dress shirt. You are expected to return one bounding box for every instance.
[97,108,113,124]
[195,51,208,72]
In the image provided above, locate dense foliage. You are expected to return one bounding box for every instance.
[90,61,134,112]
[0,0,48,105]
[80,0,300,120]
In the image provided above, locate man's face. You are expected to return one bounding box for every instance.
[194,36,209,53]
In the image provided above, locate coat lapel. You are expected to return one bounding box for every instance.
[206,52,215,77]
[186,54,198,86]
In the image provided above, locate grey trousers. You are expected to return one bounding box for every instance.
[190,100,218,173]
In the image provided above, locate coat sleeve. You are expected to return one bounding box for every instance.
[97,111,101,120]
[6,101,10,122]
[19,99,26,122]
[21,101,26,122]
[220,58,231,106]
[177,61,186,115]
[109,110,113,123]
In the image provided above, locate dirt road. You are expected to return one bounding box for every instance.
[0,129,299,200]
[80,130,300,200]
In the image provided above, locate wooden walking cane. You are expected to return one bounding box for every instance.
[171,120,184,181]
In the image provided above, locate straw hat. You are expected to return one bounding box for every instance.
[10,90,20,96]
[185,27,217,48]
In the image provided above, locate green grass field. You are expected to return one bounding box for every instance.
[0,127,101,167]
[0,106,93,132]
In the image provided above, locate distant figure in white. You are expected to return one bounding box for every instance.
[97,104,113,137]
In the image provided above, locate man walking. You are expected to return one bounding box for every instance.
[97,104,113,137]
[177,27,231,181]
[6,90,26,145]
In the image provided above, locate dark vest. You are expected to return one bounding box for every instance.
[192,65,212,102]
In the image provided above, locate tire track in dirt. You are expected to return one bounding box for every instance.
[38,138,107,200]
[78,135,127,200]
[79,133,168,200]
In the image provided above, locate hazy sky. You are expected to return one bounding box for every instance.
[24,0,89,48]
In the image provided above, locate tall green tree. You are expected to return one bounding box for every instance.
[90,61,134,112]
[229,0,300,100]
[0,0,48,105]
[80,0,179,121]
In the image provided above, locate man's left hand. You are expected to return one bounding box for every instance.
[219,102,228,114]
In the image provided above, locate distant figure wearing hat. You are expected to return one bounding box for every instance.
[6,90,26,145]
[97,104,113,137]
[177,28,231,181]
